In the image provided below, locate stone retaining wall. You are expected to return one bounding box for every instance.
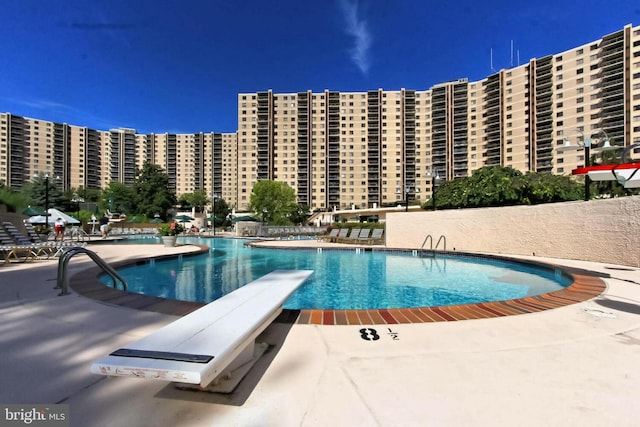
[385,196,640,267]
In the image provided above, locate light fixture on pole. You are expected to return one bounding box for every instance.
[212,193,218,236]
[44,175,49,227]
[71,195,84,220]
[557,129,615,201]
[395,186,411,212]
[426,169,441,211]
[404,185,411,212]
[35,172,60,229]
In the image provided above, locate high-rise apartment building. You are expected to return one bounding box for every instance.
[237,24,640,211]
[1,24,639,212]
[0,113,235,207]
[237,89,433,211]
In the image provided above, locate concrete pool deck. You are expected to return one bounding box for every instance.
[1,241,640,426]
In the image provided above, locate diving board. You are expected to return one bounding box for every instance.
[91,269,313,392]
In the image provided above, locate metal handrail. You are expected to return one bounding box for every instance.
[67,226,89,242]
[419,234,446,255]
[56,247,127,296]
[420,235,433,251]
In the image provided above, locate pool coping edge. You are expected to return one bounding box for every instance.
[68,245,607,325]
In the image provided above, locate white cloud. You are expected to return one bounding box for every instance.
[338,0,372,75]
[2,96,122,130]
[14,98,73,111]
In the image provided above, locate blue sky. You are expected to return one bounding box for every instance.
[1,1,638,134]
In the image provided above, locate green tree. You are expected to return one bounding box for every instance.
[433,166,526,209]
[102,182,134,215]
[0,184,30,212]
[131,162,176,220]
[430,166,584,210]
[523,172,584,204]
[211,197,231,227]
[178,189,209,213]
[75,187,102,204]
[249,180,297,225]
[59,188,80,212]
[22,173,64,212]
[289,203,311,225]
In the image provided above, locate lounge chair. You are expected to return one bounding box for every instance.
[368,228,384,245]
[357,229,371,241]
[27,220,88,247]
[4,221,82,258]
[325,228,349,243]
[336,228,349,240]
[22,221,47,243]
[321,229,340,242]
[1,222,55,259]
[2,222,36,245]
[0,243,38,264]
[338,228,361,243]
[0,226,42,263]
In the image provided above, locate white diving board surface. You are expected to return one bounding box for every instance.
[91,269,313,391]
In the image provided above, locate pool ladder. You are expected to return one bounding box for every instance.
[56,247,127,296]
[418,234,446,257]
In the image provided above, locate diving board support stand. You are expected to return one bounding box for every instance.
[176,341,269,393]
[91,269,313,393]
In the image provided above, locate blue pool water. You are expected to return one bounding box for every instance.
[101,238,570,309]
[100,237,572,310]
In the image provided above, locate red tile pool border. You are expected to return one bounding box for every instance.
[295,270,605,324]
[69,246,607,325]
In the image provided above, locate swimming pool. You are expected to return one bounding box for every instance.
[100,237,572,310]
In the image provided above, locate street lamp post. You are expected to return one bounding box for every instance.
[559,129,612,201]
[72,195,84,220]
[426,170,441,211]
[212,193,218,236]
[404,185,410,212]
[44,175,49,228]
[432,175,437,211]
[35,172,60,230]
[584,142,592,201]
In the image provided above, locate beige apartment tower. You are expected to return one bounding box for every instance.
[0,113,235,211]
[236,24,640,211]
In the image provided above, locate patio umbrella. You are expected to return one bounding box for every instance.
[174,214,195,223]
[28,215,48,224]
[22,207,43,216]
[28,208,80,226]
[48,208,81,225]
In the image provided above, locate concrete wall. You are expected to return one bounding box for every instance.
[386,196,640,267]
[234,221,261,237]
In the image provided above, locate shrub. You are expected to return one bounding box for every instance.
[158,222,184,236]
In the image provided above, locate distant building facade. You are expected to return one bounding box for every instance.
[0,115,236,207]
[1,24,639,211]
